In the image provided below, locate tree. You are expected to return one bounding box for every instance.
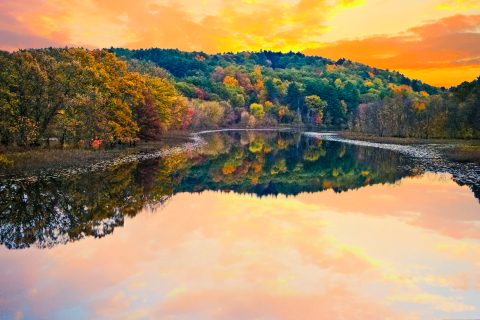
[285,82,303,111]
[190,101,225,129]
[0,48,191,146]
[223,75,238,88]
[305,95,327,125]
[13,51,48,145]
[265,78,279,103]
[249,103,265,119]
[0,51,19,145]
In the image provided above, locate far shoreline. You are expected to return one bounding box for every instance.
[1,128,480,178]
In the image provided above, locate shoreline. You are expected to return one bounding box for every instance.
[338,131,480,145]
[0,132,200,179]
[2,128,480,178]
[338,131,480,163]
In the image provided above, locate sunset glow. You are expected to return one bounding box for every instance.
[1,173,479,319]
[1,0,479,86]
[1,1,479,316]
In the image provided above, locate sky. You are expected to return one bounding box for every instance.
[1,173,480,319]
[0,0,479,86]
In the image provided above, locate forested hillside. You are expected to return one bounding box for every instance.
[0,48,479,149]
[353,77,480,138]
[112,48,479,138]
[112,49,437,128]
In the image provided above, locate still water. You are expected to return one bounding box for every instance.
[1,131,479,319]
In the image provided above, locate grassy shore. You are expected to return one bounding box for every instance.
[0,128,295,176]
[339,131,480,163]
[2,129,479,177]
[0,131,193,177]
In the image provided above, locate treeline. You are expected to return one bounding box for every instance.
[1,48,479,148]
[112,48,479,139]
[353,81,480,138]
[111,49,441,129]
[0,48,189,147]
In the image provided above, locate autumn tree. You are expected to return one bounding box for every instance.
[305,95,327,125]
[249,103,265,119]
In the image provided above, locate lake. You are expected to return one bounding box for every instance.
[1,130,479,319]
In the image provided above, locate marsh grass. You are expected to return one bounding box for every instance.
[444,145,480,163]
[0,132,192,177]
[339,131,480,146]
[339,131,480,164]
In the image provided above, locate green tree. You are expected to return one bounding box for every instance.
[305,95,327,125]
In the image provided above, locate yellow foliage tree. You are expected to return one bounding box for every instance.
[223,75,238,88]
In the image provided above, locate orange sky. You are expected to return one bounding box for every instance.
[0,0,479,86]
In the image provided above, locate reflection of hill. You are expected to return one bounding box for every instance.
[178,131,413,196]
[0,131,455,249]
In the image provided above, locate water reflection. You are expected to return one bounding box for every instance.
[1,131,480,319]
[1,131,420,249]
[0,175,479,319]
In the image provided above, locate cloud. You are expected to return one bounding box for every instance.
[388,293,475,313]
[0,0,363,52]
[303,14,480,86]
[0,0,478,85]
[0,1,69,51]
[0,29,60,51]
[437,0,480,10]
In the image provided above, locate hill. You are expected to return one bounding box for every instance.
[111,48,441,130]
[0,47,478,150]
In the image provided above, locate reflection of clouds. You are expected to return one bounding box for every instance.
[94,291,133,317]
[155,287,397,319]
[298,173,480,239]
[0,173,479,319]
[389,292,474,313]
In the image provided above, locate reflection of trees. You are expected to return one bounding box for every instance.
[0,162,171,249]
[2,131,477,250]
[177,132,414,196]
[0,146,202,249]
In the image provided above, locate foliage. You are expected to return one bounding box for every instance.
[189,100,234,129]
[0,48,184,147]
[1,47,479,144]
[112,48,446,131]
[305,95,327,125]
[352,81,480,138]
[249,103,265,119]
